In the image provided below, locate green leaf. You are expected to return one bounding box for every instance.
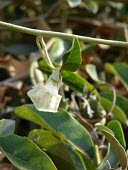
[83,0,98,13]
[107,120,126,149]
[100,92,128,118]
[29,129,95,170]
[5,44,37,56]
[81,154,96,170]
[97,145,118,170]
[0,119,15,137]
[63,142,87,170]
[100,97,128,125]
[15,105,95,159]
[62,37,81,72]
[66,0,81,8]
[39,60,53,74]
[39,60,95,93]
[97,121,127,169]
[48,38,71,62]
[59,99,69,110]
[100,130,127,170]
[85,64,100,82]
[29,130,72,162]
[0,134,57,170]
[105,63,128,91]
[61,70,94,93]
[95,124,113,135]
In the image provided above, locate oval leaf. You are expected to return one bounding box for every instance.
[101,130,127,170]
[15,105,95,159]
[61,70,94,93]
[63,142,87,170]
[107,120,126,149]
[0,134,57,170]
[29,130,73,162]
[100,97,128,125]
[98,145,118,170]
[0,119,15,137]
[86,64,100,82]
[105,63,128,91]
[48,38,71,62]
[62,37,81,72]
[29,129,95,170]
[95,124,113,135]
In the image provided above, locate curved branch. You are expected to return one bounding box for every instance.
[0,21,128,47]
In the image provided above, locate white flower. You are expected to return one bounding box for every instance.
[27,68,62,112]
[101,110,106,117]
[90,94,97,100]
[82,97,94,118]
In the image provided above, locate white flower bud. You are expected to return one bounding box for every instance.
[27,69,62,112]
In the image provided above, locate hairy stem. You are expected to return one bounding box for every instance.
[0,21,128,47]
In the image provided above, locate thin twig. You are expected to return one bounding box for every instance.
[89,83,116,115]
[0,21,128,47]
[10,1,61,26]
[124,28,128,42]
[69,16,128,30]
[36,36,55,69]
[86,83,116,123]
[0,72,29,85]
[75,114,101,145]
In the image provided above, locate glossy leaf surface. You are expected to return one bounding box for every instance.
[48,38,71,62]
[107,120,126,149]
[0,119,15,137]
[62,37,81,72]
[100,130,127,170]
[0,135,57,170]
[29,129,96,170]
[85,64,100,82]
[15,105,95,159]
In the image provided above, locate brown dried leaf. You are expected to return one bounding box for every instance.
[0,86,10,109]
[0,55,29,77]
[0,163,12,170]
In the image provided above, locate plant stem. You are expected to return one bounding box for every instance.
[0,21,128,47]
[36,36,55,69]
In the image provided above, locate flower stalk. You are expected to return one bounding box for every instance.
[28,34,62,112]
[36,36,55,69]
